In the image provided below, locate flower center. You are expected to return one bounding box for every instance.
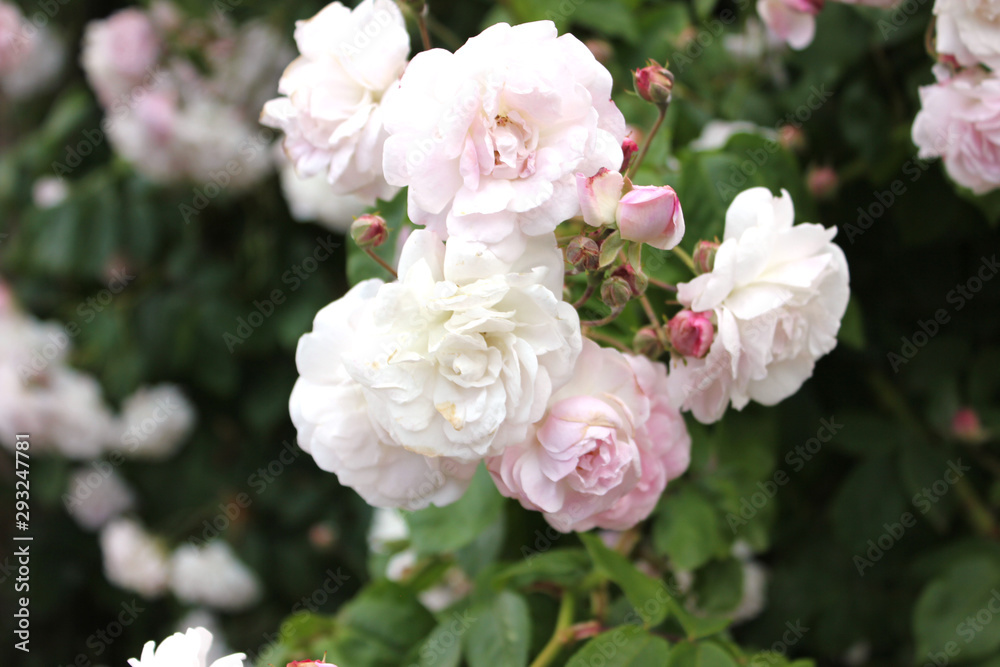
[488,112,537,179]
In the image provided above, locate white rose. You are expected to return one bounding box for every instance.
[382,20,625,260]
[279,160,368,233]
[169,542,262,612]
[65,467,135,531]
[291,278,479,509]
[174,611,233,666]
[100,518,171,598]
[81,8,161,106]
[667,188,849,423]
[934,0,1000,69]
[115,384,195,459]
[261,0,408,204]
[128,627,245,667]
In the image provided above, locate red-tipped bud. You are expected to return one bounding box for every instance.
[566,236,600,272]
[601,276,633,309]
[620,138,639,173]
[778,125,805,151]
[692,240,720,274]
[288,661,337,667]
[633,60,674,108]
[611,264,648,297]
[807,165,839,200]
[351,214,388,249]
[952,407,986,443]
[668,310,714,358]
[633,326,664,358]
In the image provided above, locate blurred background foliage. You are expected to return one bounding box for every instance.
[1,0,999,665]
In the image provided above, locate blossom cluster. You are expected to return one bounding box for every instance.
[276,0,851,533]
[0,0,65,98]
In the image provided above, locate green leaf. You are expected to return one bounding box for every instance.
[692,558,745,614]
[567,625,671,666]
[653,485,729,571]
[600,230,625,268]
[464,590,531,667]
[493,548,593,590]
[668,641,739,667]
[571,3,641,42]
[406,465,505,556]
[580,532,669,628]
[405,620,463,667]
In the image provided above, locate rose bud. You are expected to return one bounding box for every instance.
[576,168,624,227]
[350,213,388,248]
[611,264,647,297]
[601,276,633,309]
[620,137,639,173]
[633,326,664,358]
[633,60,674,108]
[952,407,986,443]
[807,165,838,200]
[692,240,720,274]
[288,661,338,667]
[778,124,805,151]
[585,38,613,64]
[616,185,685,250]
[668,310,714,358]
[566,236,600,272]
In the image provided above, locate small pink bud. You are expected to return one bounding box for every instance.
[585,39,613,64]
[787,0,824,14]
[633,326,664,358]
[288,661,337,667]
[308,522,337,550]
[616,185,685,250]
[601,276,632,309]
[633,60,674,108]
[952,407,986,443]
[351,214,388,249]
[807,165,838,200]
[692,240,720,274]
[620,138,639,173]
[611,264,647,296]
[778,125,805,151]
[668,310,714,358]
[566,236,600,272]
[576,168,624,227]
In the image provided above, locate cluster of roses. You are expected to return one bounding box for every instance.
[912,0,1000,195]
[268,0,850,533]
[755,0,895,51]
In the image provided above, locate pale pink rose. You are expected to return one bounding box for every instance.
[82,8,161,106]
[588,354,691,530]
[617,185,685,250]
[577,168,624,227]
[934,0,1000,70]
[757,0,823,50]
[912,67,1000,195]
[382,20,625,261]
[261,0,408,204]
[0,2,26,74]
[668,310,714,359]
[487,341,643,532]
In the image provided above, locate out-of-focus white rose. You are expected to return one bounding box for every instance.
[169,541,262,612]
[0,2,64,98]
[128,626,245,667]
[261,0,409,204]
[667,188,849,423]
[32,177,69,209]
[64,467,135,531]
[174,611,233,666]
[689,121,779,152]
[934,0,1000,70]
[279,159,368,233]
[382,20,625,261]
[912,67,1000,195]
[367,508,409,553]
[100,518,171,598]
[114,384,195,459]
[81,8,161,106]
[757,0,823,50]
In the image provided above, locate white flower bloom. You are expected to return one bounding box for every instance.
[367,508,409,552]
[261,0,409,204]
[0,2,64,99]
[668,188,849,424]
[128,626,245,667]
[100,518,171,598]
[382,20,625,260]
[279,159,368,233]
[32,177,69,209]
[81,8,161,107]
[935,0,1000,70]
[115,384,195,459]
[170,542,262,612]
[64,467,135,531]
[175,611,233,666]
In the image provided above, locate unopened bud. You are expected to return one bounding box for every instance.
[601,276,632,309]
[351,214,388,249]
[585,39,613,64]
[668,310,714,358]
[633,326,664,358]
[807,165,839,200]
[612,264,647,296]
[633,60,674,109]
[952,407,986,443]
[692,240,720,274]
[566,236,600,272]
[778,125,805,152]
[620,138,639,173]
[288,661,337,667]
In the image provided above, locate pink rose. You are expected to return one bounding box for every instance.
[757,0,823,50]
[668,310,714,359]
[616,185,685,250]
[82,8,161,106]
[912,67,1000,195]
[576,168,624,227]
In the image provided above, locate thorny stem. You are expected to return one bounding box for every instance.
[581,306,625,328]
[572,283,597,310]
[583,328,630,352]
[366,248,398,279]
[638,293,669,346]
[529,591,576,667]
[648,277,678,292]
[626,106,667,180]
[417,5,432,51]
